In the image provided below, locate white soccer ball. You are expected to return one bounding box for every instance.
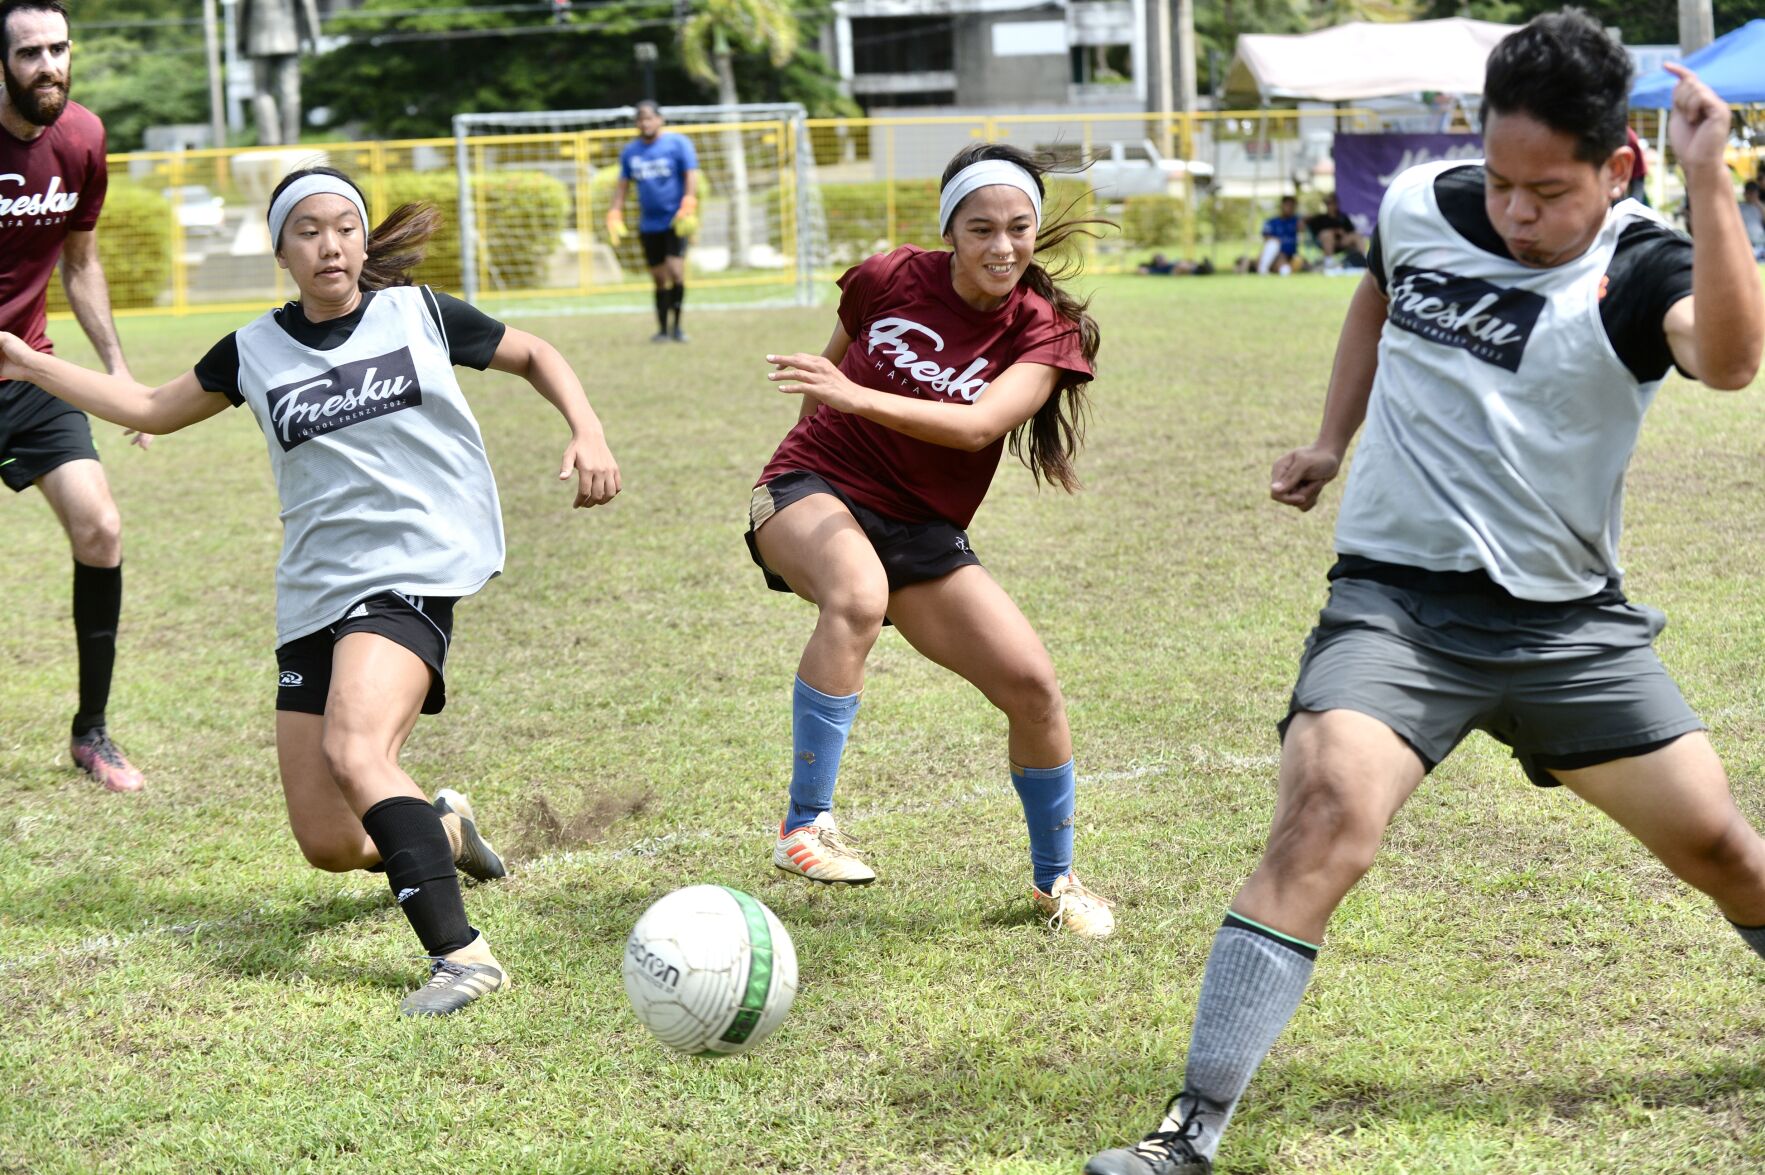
[622,884,799,1056]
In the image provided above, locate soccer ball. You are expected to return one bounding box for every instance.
[622,884,799,1056]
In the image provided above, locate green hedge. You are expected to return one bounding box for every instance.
[379,169,569,291]
[47,183,172,312]
[819,178,1094,261]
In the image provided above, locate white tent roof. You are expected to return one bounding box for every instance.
[1226,19,1517,103]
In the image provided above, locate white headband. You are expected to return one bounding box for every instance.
[938,160,1042,235]
[268,174,369,248]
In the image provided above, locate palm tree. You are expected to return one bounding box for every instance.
[679,0,798,268]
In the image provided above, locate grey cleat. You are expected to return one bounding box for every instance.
[433,788,507,881]
[1084,1107,1212,1175]
[399,935,508,1017]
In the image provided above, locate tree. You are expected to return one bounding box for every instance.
[677,0,798,268]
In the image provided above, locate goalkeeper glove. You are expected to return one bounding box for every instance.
[604,208,627,245]
[672,194,699,239]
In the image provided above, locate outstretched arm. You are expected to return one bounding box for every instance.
[0,332,222,433]
[766,344,1061,451]
[487,326,621,508]
[1269,269,1387,511]
[1660,65,1765,391]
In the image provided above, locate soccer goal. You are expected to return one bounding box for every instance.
[451,103,824,314]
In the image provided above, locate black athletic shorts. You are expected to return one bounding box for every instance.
[0,379,99,492]
[640,228,687,268]
[275,592,456,716]
[745,469,981,608]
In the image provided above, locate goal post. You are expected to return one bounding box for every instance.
[451,103,822,315]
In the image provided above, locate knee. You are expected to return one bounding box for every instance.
[320,732,384,795]
[297,839,367,872]
[1675,817,1765,884]
[1265,771,1385,886]
[819,587,887,643]
[69,506,122,565]
[992,665,1065,730]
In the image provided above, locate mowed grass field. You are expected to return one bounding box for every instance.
[4,275,1765,1174]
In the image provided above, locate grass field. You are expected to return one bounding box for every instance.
[4,275,1765,1174]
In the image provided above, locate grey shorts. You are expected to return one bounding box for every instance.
[1280,560,1706,787]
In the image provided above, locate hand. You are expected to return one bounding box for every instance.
[604,208,627,246]
[672,194,699,239]
[560,432,621,509]
[1664,64,1731,175]
[765,352,865,413]
[125,428,153,450]
[1270,444,1342,512]
[0,331,35,381]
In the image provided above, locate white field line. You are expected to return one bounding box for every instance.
[0,748,1276,974]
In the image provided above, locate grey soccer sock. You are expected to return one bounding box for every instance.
[1732,921,1765,960]
[1163,914,1318,1160]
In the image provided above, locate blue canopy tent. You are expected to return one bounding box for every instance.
[1629,20,1765,107]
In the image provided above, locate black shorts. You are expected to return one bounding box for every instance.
[745,470,981,606]
[0,379,98,492]
[275,593,456,716]
[640,228,687,269]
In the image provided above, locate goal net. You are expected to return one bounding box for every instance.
[451,103,823,315]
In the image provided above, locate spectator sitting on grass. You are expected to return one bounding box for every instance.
[1305,193,1367,263]
[1258,195,1302,274]
[1742,181,1765,261]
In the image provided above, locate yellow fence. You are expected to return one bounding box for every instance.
[72,108,1457,321]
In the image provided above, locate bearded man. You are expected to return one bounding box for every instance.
[1,0,148,793]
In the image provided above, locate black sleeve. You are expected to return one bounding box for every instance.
[1601,221,1694,384]
[423,289,508,370]
[192,332,244,406]
[1366,228,1387,295]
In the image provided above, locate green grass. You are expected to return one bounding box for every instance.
[4,276,1765,1173]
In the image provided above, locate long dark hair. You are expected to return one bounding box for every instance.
[268,165,442,292]
[939,142,1107,493]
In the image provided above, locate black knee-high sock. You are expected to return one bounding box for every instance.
[670,283,685,332]
[71,561,122,737]
[654,286,669,332]
[360,796,475,956]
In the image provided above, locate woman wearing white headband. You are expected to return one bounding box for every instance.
[746,142,1115,936]
[0,164,621,1016]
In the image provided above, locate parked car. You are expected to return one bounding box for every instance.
[1085,140,1213,199]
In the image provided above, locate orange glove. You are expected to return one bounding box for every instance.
[604,207,628,245]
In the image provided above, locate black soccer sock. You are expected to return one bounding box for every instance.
[360,795,475,957]
[71,560,122,737]
[1732,921,1765,961]
[670,283,685,333]
[654,286,669,333]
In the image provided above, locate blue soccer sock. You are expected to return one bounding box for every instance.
[783,676,860,832]
[1011,759,1076,893]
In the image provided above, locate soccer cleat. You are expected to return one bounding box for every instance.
[1033,872,1116,938]
[651,331,671,343]
[670,329,689,343]
[773,811,876,884]
[433,788,507,882]
[399,934,508,1017]
[1085,1103,1211,1175]
[70,728,144,793]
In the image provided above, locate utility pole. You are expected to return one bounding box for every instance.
[1678,0,1714,54]
[1155,0,1172,153]
[202,0,226,148]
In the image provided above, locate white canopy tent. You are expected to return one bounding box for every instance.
[1224,18,1516,104]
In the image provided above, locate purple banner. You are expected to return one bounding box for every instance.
[1332,133,1482,234]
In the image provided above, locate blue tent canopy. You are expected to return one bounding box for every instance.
[1630,20,1765,107]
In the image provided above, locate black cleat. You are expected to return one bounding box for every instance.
[670,329,689,343]
[399,935,508,1016]
[1085,1103,1211,1175]
[433,788,508,881]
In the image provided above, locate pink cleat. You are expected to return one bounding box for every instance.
[70,729,145,793]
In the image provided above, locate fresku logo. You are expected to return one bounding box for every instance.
[1386,265,1545,373]
[0,172,80,218]
[865,317,992,401]
[265,347,423,451]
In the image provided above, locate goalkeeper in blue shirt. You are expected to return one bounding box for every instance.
[607,100,701,342]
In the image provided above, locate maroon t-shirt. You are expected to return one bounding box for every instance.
[0,101,107,354]
[760,246,1092,527]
